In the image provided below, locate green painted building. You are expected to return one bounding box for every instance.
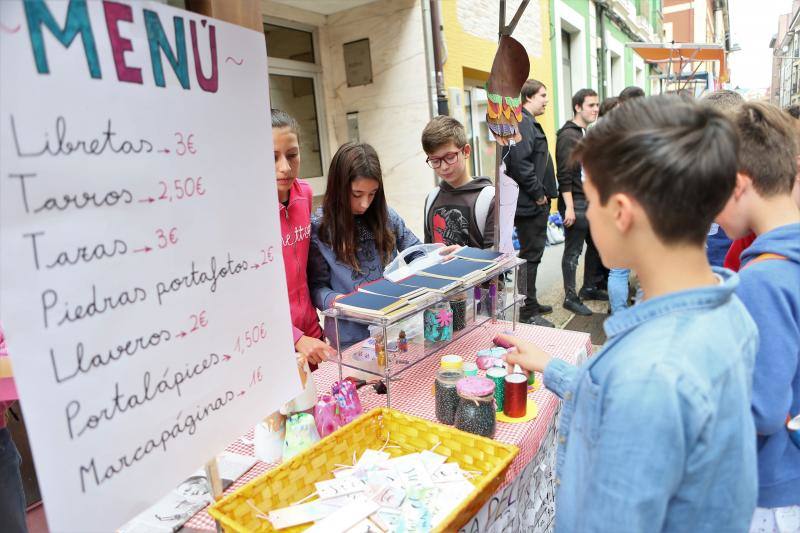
[549,0,664,126]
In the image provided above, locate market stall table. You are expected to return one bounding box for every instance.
[184,322,592,532]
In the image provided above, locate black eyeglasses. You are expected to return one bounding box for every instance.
[425,148,464,169]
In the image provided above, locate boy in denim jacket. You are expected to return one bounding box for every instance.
[501,95,759,532]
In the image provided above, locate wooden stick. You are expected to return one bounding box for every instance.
[205,458,224,533]
[503,0,530,36]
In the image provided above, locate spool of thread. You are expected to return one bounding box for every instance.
[440,354,463,371]
[503,373,528,418]
[462,362,478,376]
[486,367,507,412]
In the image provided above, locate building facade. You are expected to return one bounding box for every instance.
[256,0,560,234]
[168,1,665,231]
[770,1,800,107]
[662,0,731,94]
[440,0,556,182]
[550,0,663,127]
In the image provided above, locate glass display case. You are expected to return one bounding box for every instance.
[323,256,525,407]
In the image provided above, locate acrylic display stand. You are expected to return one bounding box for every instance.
[324,256,524,407]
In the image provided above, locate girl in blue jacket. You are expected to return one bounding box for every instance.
[308,142,421,349]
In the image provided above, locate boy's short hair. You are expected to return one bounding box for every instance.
[734,101,799,197]
[572,88,598,114]
[702,89,744,112]
[521,79,546,100]
[572,95,739,245]
[421,115,467,154]
[271,108,300,143]
[618,86,645,102]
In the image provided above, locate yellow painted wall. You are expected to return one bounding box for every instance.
[439,0,557,147]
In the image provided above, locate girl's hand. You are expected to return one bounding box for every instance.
[295,335,334,364]
[498,334,552,374]
[329,293,346,309]
[438,244,460,260]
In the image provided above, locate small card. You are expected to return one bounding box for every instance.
[305,498,380,533]
[267,496,356,529]
[370,484,405,509]
[431,462,467,484]
[373,509,404,531]
[356,449,391,469]
[333,467,356,479]
[365,466,401,488]
[430,479,475,524]
[315,477,367,500]
[419,450,448,473]
[389,455,433,489]
[347,518,388,533]
[399,486,435,531]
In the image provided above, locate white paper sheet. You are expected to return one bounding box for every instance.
[0,2,301,530]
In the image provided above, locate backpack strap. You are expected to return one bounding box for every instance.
[474,185,496,239]
[743,251,796,448]
[423,187,440,238]
[743,252,788,268]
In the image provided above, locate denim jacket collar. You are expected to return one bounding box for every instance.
[603,267,739,340]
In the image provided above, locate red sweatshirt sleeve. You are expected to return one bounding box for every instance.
[724,233,757,272]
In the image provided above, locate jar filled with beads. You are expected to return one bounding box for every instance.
[435,368,464,425]
[454,377,496,438]
[448,292,468,331]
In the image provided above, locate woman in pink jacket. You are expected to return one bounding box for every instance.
[272,110,333,365]
[0,325,27,533]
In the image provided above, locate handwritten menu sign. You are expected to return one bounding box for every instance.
[0,1,302,530]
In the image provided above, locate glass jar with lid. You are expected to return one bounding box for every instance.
[435,368,464,425]
[454,376,496,438]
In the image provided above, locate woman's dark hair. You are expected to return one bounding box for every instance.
[271,108,300,143]
[319,142,395,271]
[599,97,619,117]
[572,95,739,246]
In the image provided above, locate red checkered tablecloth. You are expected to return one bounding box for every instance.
[184,321,591,531]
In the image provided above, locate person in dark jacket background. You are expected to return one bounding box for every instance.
[503,79,558,327]
[556,88,601,316]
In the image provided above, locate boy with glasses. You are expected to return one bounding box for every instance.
[421,115,496,249]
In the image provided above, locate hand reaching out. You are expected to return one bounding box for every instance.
[438,244,460,260]
[295,335,334,365]
[498,334,553,374]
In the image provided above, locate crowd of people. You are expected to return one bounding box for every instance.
[502,88,800,532]
[276,84,800,532]
[1,82,798,532]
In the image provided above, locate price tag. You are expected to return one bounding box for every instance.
[315,477,367,500]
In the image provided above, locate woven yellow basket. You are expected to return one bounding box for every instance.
[208,407,518,532]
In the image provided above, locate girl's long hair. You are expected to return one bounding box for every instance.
[319,142,395,271]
